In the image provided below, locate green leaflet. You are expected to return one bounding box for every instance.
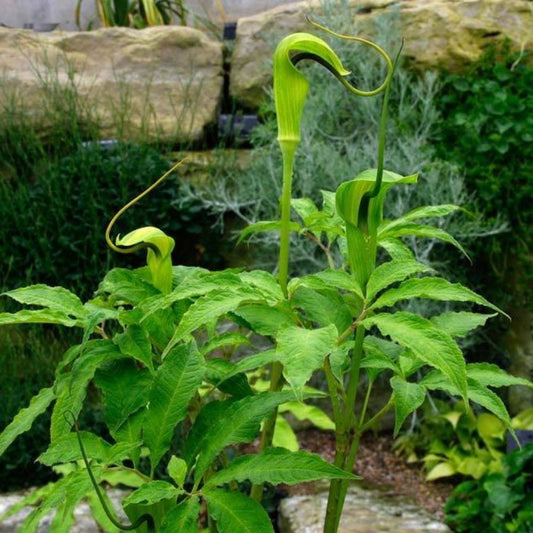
[199,331,252,357]
[369,277,505,315]
[204,489,274,533]
[288,270,364,300]
[363,312,468,402]
[273,415,299,451]
[167,456,187,488]
[292,286,352,332]
[238,220,301,244]
[0,386,55,457]
[430,312,497,338]
[122,481,181,508]
[38,431,111,466]
[184,391,295,484]
[143,342,204,473]
[51,340,123,441]
[1,284,87,318]
[467,362,533,389]
[279,402,335,431]
[378,238,415,261]
[377,223,469,258]
[0,308,79,327]
[18,468,99,533]
[233,304,296,336]
[379,204,462,233]
[114,324,154,373]
[275,324,339,398]
[204,448,357,489]
[366,259,433,302]
[94,359,152,435]
[420,370,515,427]
[141,270,244,319]
[390,376,426,436]
[238,270,285,304]
[162,286,266,357]
[99,268,160,305]
[159,496,200,533]
[205,358,254,399]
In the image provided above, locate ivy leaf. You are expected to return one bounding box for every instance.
[143,341,204,472]
[366,259,433,302]
[204,489,274,533]
[369,277,504,315]
[0,386,55,457]
[204,448,358,489]
[159,496,200,533]
[390,376,426,436]
[184,391,295,483]
[363,312,467,402]
[431,312,497,338]
[276,324,338,398]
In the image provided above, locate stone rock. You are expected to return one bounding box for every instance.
[0,26,224,144]
[230,0,533,109]
[278,483,452,533]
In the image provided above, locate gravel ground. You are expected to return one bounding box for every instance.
[291,429,455,521]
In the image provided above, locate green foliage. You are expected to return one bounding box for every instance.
[394,402,533,482]
[432,42,533,311]
[444,444,533,533]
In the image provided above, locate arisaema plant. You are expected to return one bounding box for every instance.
[0,19,531,533]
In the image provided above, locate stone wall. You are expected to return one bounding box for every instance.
[230,0,533,109]
[0,0,530,142]
[0,26,224,144]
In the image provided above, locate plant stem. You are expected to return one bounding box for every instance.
[251,142,296,502]
[323,325,365,533]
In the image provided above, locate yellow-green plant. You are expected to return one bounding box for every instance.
[76,0,186,29]
[0,20,531,533]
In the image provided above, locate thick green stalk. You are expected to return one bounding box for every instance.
[251,142,296,503]
[323,325,365,533]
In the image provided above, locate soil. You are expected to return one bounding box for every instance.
[290,428,455,521]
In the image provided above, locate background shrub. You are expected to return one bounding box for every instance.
[0,142,226,299]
